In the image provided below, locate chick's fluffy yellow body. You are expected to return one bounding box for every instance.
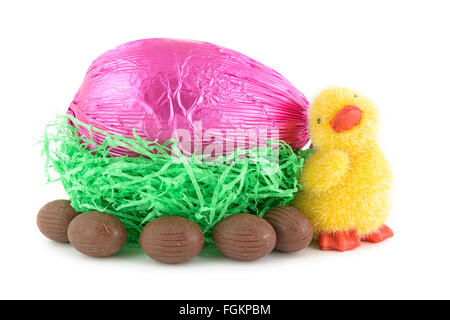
[292,87,392,236]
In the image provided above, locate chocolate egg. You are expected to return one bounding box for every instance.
[37,200,78,242]
[264,206,313,252]
[139,216,204,264]
[67,211,127,257]
[213,214,276,261]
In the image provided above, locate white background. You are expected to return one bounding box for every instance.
[1,0,449,300]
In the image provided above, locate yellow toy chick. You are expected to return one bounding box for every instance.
[292,87,393,251]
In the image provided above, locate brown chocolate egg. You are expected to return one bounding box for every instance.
[139,216,204,264]
[213,214,276,261]
[264,206,313,252]
[67,211,127,257]
[37,200,78,243]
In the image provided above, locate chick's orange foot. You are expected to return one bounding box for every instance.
[318,230,360,252]
[361,224,394,243]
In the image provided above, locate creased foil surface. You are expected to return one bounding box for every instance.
[68,38,309,156]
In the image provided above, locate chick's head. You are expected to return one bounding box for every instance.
[308,87,379,151]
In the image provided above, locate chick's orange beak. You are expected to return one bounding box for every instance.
[330,105,362,133]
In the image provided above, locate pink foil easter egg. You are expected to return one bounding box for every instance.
[68,38,309,156]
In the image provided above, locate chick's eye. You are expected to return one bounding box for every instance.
[317,118,321,124]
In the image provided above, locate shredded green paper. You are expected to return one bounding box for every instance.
[42,115,309,254]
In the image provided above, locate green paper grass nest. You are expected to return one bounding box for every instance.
[42,115,310,254]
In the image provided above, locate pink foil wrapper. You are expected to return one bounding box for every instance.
[68,38,309,156]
